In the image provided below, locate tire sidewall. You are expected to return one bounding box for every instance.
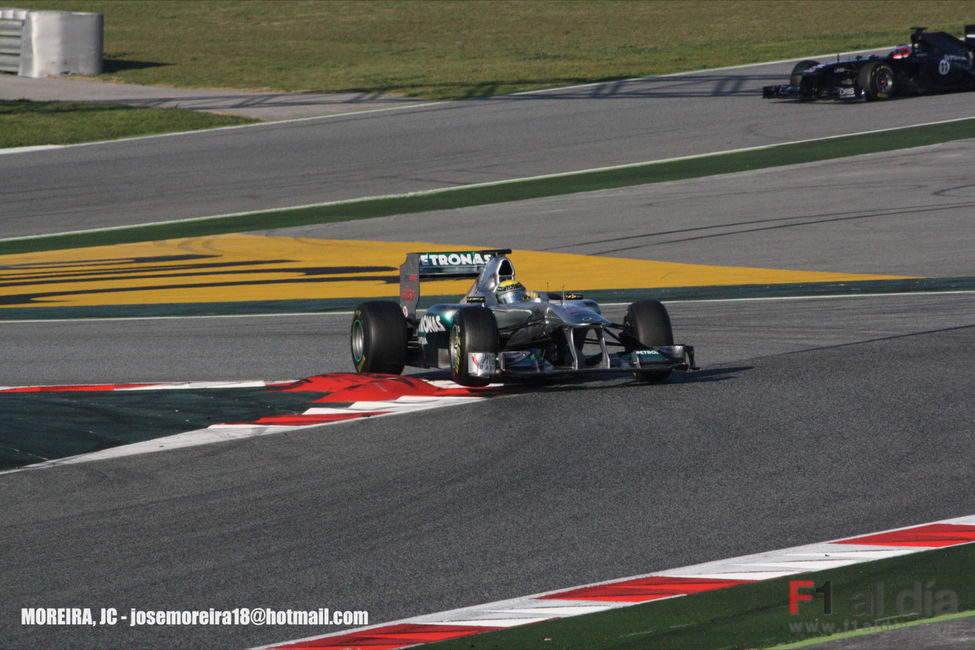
[623,300,674,382]
[624,300,673,348]
[351,301,407,374]
[859,61,896,100]
[449,307,498,387]
[790,59,819,90]
[351,316,368,371]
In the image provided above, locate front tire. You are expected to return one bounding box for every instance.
[449,307,498,387]
[623,300,674,383]
[351,301,408,374]
[858,61,896,101]
[790,59,820,95]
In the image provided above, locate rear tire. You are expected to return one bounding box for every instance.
[449,308,498,387]
[351,301,408,374]
[623,300,674,383]
[858,61,896,101]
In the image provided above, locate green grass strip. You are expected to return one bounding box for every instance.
[774,609,975,649]
[0,100,256,149]
[422,543,975,650]
[3,117,975,257]
[8,1,974,99]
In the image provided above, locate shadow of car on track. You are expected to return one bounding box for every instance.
[476,73,784,99]
[405,365,751,393]
[343,72,785,100]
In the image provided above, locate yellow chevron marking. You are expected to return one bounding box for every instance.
[0,234,915,308]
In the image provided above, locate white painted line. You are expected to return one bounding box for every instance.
[0,379,290,392]
[0,100,444,155]
[0,311,359,324]
[668,289,975,305]
[0,144,64,155]
[0,423,296,473]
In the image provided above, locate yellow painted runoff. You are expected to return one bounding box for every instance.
[0,234,914,308]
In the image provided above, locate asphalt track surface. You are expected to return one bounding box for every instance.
[4,58,975,239]
[2,60,975,649]
[3,297,974,650]
[279,139,975,278]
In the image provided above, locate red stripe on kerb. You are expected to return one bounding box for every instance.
[242,413,389,426]
[833,523,975,548]
[271,623,499,650]
[274,373,499,402]
[538,576,753,603]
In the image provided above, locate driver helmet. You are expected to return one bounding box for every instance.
[496,279,528,304]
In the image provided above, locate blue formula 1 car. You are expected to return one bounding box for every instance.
[763,25,975,101]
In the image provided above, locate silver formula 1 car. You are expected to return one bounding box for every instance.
[350,249,696,386]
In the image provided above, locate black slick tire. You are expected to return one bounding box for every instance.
[351,301,408,374]
[790,59,820,94]
[449,307,498,387]
[858,61,896,101]
[623,300,674,383]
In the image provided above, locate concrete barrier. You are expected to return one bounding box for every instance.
[0,7,102,77]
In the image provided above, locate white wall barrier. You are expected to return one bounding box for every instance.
[0,7,102,77]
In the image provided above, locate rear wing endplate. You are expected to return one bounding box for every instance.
[399,249,510,318]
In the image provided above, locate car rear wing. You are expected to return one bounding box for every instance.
[399,249,511,318]
[967,24,975,50]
